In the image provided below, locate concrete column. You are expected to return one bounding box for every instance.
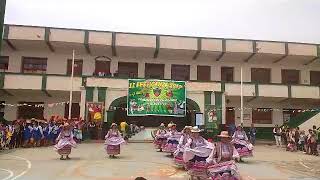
[8,53,21,73]
[211,65,221,81]
[110,58,119,75]
[221,93,226,124]
[164,63,172,79]
[138,62,145,78]
[80,87,86,119]
[190,64,197,80]
[301,69,310,85]
[272,67,282,83]
[93,87,99,102]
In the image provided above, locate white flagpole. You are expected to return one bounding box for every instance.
[240,66,243,124]
[68,50,75,120]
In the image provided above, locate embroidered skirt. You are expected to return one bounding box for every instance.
[105,145,120,155]
[164,139,179,153]
[173,152,185,168]
[186,156,209,178]
[154,138,167,149]
[57,145,72,156]
[207,160,239,180]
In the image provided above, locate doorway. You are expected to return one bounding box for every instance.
[64,103,80,119]
[226,107,235,125]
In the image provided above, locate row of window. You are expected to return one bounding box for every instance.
[1,56,320,85]
[226,108,302,124]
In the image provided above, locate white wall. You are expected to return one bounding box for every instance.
[2,48,320,84]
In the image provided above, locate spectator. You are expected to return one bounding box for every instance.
[273,125,282,147]
[228,123,236,137]
[88,121,96,140]
[248,123,257,145]
[298,130,306,151]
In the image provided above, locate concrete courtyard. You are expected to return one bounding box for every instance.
[0,131,319,180]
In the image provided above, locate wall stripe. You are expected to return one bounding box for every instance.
[154,35,160,58]
[0,73,4,89]
[98,87,107,102]
[86,87,94,102]
[112,32,117,56]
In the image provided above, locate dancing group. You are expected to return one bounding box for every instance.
[54,122,126,160]
[154,123,254,180]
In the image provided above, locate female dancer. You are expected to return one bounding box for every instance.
[207,131,240,180]
[154,123,167,152]
[164,124,182,155]
[183,126,214,180]
[104,123,126,158]
[232,125,254,161]
[54,123,77,160]
[173,126,192,168]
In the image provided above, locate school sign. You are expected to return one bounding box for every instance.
[127,79,186,117]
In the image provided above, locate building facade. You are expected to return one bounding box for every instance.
[0,24,320,128]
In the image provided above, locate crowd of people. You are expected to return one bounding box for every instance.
[0,116,85,151]
[273,124,319,156]
[153,122,254,180]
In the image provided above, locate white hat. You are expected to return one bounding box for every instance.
[160,123,165,127]
[191,126,201,133]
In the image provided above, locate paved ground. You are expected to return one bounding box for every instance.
[0,131,319,180]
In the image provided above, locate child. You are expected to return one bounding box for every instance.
[298,130,306,151]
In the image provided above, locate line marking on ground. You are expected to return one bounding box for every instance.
[6,155,31,180]
[0,168,14,180]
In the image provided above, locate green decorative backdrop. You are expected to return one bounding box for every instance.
[127,79,186,116]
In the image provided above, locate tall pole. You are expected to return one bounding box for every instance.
[68,50,75,120]
[240,66,243,124]
[0,0,7,55]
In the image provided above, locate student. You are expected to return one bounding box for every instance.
[273,125,282,147]
[104,123,126,158]
[54,123,77,160]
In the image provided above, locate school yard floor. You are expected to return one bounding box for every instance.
[0,131,319,180]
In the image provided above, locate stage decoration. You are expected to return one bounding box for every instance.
[127,79,186,117]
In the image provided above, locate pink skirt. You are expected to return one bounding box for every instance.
[57,145,72,156]
[105,145,120,155]
[187,161,209,178]
[173,152,185,168]
[207,160,239,180]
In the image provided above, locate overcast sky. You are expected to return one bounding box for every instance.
[4,0,320,44]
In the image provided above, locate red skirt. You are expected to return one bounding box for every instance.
[58,145,72,156]
[106,145,120,155]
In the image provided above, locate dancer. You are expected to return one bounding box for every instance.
[232,125,254,161]
[154,123,167,152]
[163,123,182,155]
[54,123,77,160]
[104,123,126,158]
[173,126,192,168]
[207,131,240,180]
[183,126,214,180]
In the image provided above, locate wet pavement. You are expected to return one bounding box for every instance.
[0,131,319,180]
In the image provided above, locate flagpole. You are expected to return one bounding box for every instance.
[68,50,75,120]
[240,66,243,124]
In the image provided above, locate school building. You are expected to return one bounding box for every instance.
[0,24,320,130]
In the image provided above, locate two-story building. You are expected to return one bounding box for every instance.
[0,24,319,129]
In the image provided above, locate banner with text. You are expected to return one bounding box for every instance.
[127,79,186,117]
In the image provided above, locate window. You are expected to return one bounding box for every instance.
[251,68,271,83]
[171,64,190,81]
[118,62,138,78]
[145,63,164,79]
[310,71,320,86]
[22,57,47,74]
[67,59,83,76]
[94,60,111,77]
[221,67,234,82]
[252,108,272,124]
[0,56,9,72]
[282,69,300,84]
[17,102,44,119]
[197,66,211,81]
[283,109,302,123]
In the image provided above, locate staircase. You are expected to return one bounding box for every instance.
[286,111,320,128]
[298,112,320,131]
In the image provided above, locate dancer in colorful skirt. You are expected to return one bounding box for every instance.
[164,123,182,155]
[232,125,254,161]
[104,123,126,158]
[154,123,167,152]
[173,126,192,168]
[183,126,214,180]
[207,131,240,180]
[54,123,77,160]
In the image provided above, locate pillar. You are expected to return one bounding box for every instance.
[138,62,145,78]
[80,87,86,119]
[164,63,172,79]
[190,64,197,81]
